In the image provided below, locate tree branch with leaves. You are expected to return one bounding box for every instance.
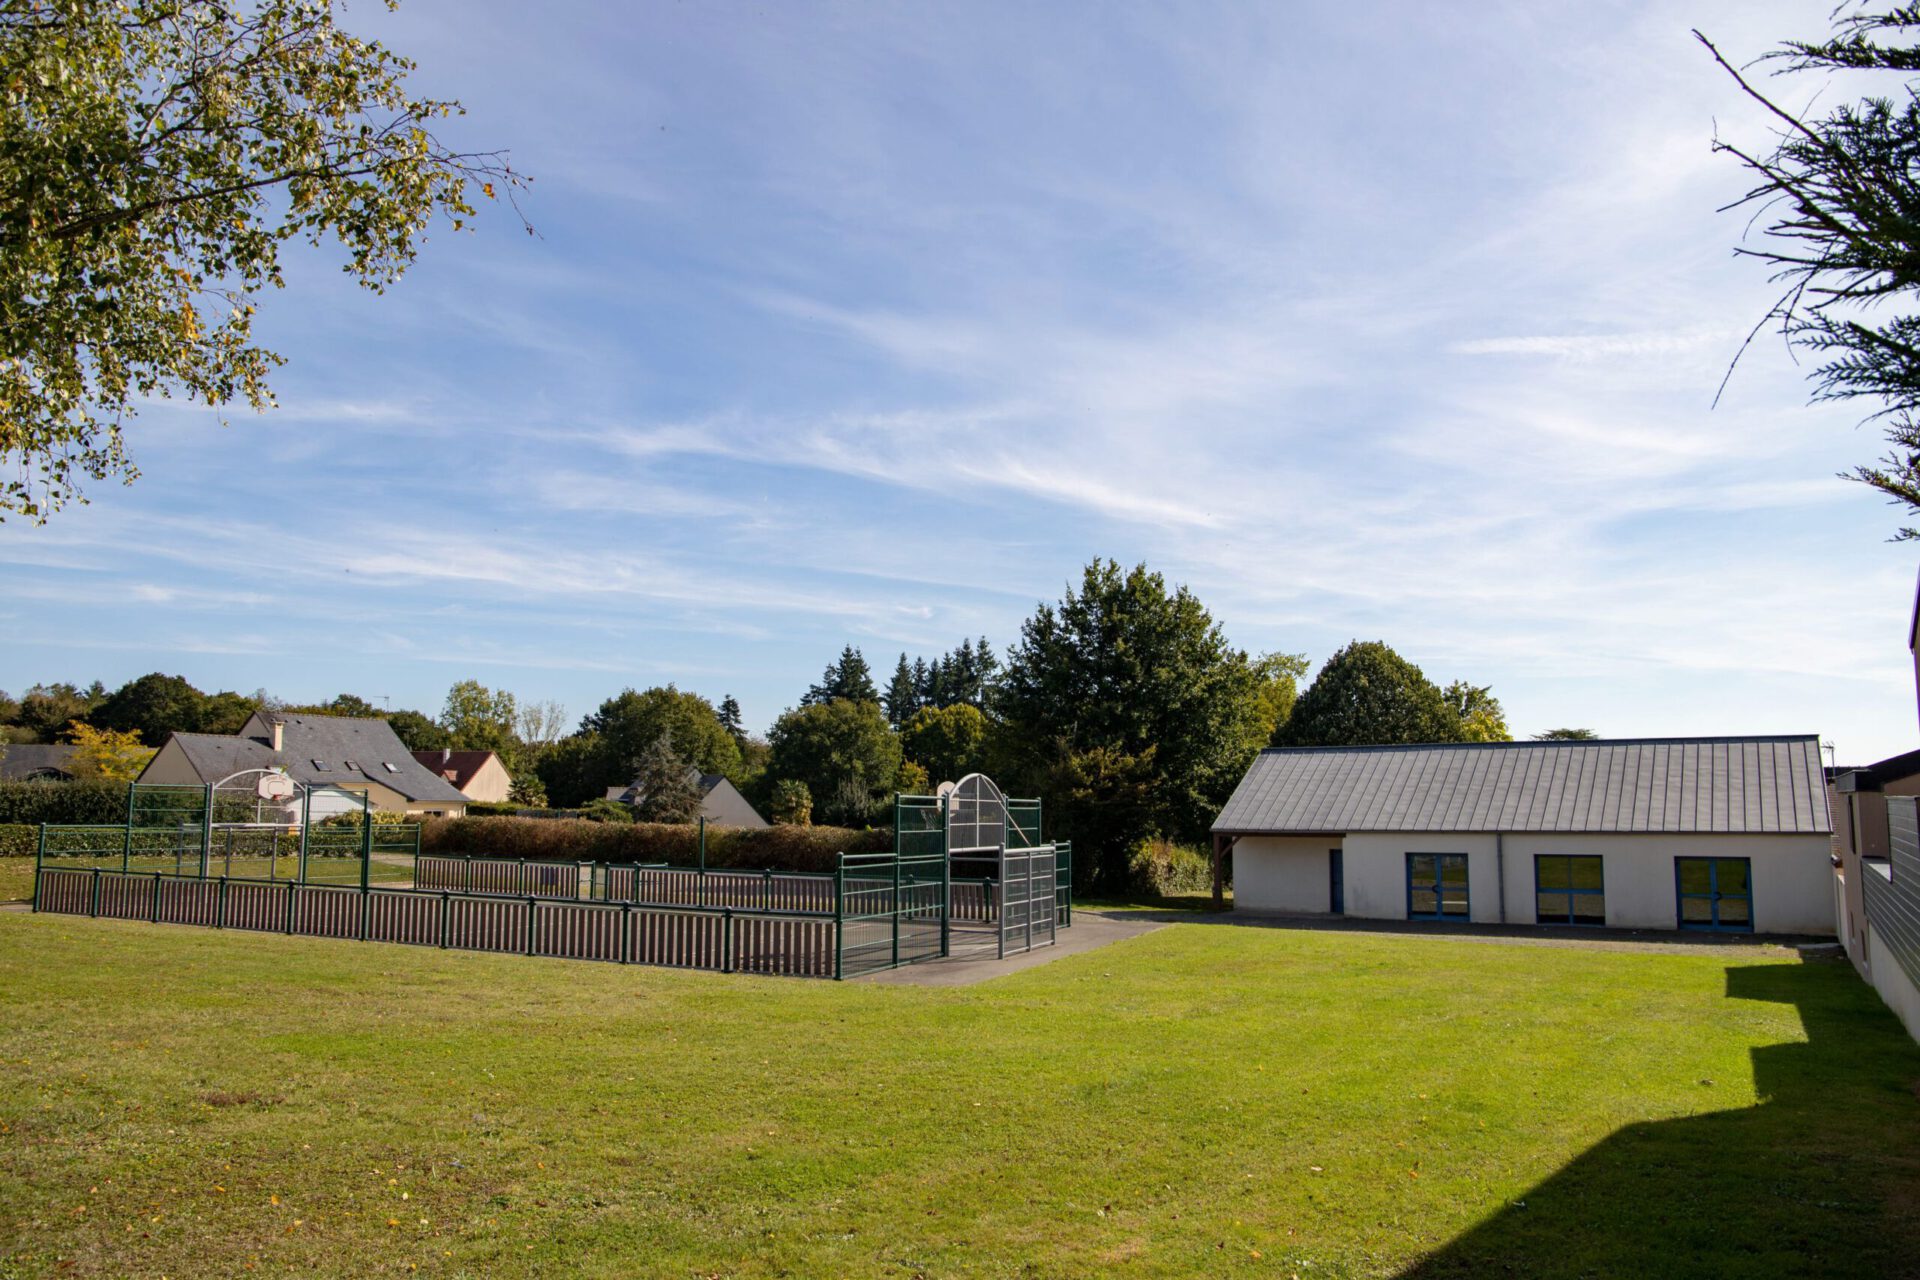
[0,0,528,520]
[1701,8,1920,537]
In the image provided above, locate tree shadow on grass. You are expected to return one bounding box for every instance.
[1398,958,1920,1279]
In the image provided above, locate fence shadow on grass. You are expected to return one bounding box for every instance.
[1397,958,1920,1280]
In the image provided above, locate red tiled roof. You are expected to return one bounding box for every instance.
[410,749,499,790]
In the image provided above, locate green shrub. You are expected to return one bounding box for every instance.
[0,824,37,856]
[1126,836,1212,898]
[0,781,127,825]
[418,816,891,873]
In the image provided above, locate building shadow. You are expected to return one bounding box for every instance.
[1396,958,1920,1279]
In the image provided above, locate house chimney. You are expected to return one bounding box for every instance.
[271,720,284,752]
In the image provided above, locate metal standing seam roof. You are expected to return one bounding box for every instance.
[1213,736,1832,836]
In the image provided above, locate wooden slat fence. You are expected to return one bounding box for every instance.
[32,867,836,979]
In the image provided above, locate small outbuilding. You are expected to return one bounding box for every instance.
[1212,736,1834,935]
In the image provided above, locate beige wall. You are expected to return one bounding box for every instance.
[135,739,201,786]
[1235,836,1341,913]
[1233,830,1835,934]
[456,756,512,804]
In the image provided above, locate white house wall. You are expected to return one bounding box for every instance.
[1235,836,1341,913]
[1234,830,1835,934]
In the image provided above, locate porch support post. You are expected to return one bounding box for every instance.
[1211,834,1235,909]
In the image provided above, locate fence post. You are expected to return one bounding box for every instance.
[286,882,297,934]
[620,903,632,964]
[32,824,46,914]
[440,892,451,948]
[763,869,772,911]
[151,872,162,924]
[216,876,228,929]
[940,804,951,958]
[199,783,212,879]
[90,866,101,918]
[722,908,733,974]
[891,855,901,970]
[526,896,537,956]
[833,856,845,981]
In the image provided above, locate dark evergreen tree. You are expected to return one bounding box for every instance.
[802,646,878,706]
[630,731,703,824]
[1703,9,1920,536]
[716,694,745,743]
[883,655,919,727]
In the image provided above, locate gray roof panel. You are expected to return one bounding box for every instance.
[1213,736,1831,836]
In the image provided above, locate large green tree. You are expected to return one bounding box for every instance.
[0,0,523,520]
[1279,642,1467,747]
[547,686,744,807]
[440,680,518,758]
[88,672,205,745]
[765,699,901,828]
[994,560,1270,891]
[1444,681,1511,743]
[1701,9,1920,536]
[899,702,988,785]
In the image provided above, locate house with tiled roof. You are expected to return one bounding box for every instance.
[412,749,513,803]
[136,711,468,816]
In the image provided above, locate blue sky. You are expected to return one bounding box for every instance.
[4,0,1918,760]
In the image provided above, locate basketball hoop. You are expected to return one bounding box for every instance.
[257,773,296,801]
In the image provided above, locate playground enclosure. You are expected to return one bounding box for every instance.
[31,774,1071,980]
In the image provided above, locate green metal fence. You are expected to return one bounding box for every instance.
[31,779,1071,981]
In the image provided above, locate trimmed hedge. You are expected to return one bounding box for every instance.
[418,817,890,873]
[0,781,127,826]
[0,824,36,856]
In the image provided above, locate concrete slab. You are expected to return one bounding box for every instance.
[855,910,1166,987]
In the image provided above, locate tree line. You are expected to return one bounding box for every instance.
[2,558,1595,889]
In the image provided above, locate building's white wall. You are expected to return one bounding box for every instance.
[1862,920,1920,1042]
[1340,833,1501,922]
[1234,836,1341,913]
[1230,829,1835,934]
[1496,832,1833,934]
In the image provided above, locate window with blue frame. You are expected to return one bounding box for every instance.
[1534,855,1605,925]
[1675,857,1753,932]
[1407,853,1469,920]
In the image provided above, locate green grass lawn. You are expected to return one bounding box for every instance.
[0,914,1915,1279]
[0,858,32,903]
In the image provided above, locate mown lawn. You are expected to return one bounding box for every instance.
[0,914,1915,1279]
[0,859,32,903]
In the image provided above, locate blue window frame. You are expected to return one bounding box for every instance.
[1535,855,1605,926]
[1407,853,1469,920]
[1675,857,1753,933]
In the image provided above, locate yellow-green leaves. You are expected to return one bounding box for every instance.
[0,0,529,521]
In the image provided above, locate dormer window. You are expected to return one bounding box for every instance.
[344,759,357,771]
[311,759,326,770]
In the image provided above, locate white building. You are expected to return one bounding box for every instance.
[1212,736,1834,936]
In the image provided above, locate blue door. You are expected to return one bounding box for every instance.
[1675,857,1753,932]
[1407,853,1469,920]
[1329,848,1344,915]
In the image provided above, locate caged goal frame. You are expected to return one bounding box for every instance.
[32,774,1072,980]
